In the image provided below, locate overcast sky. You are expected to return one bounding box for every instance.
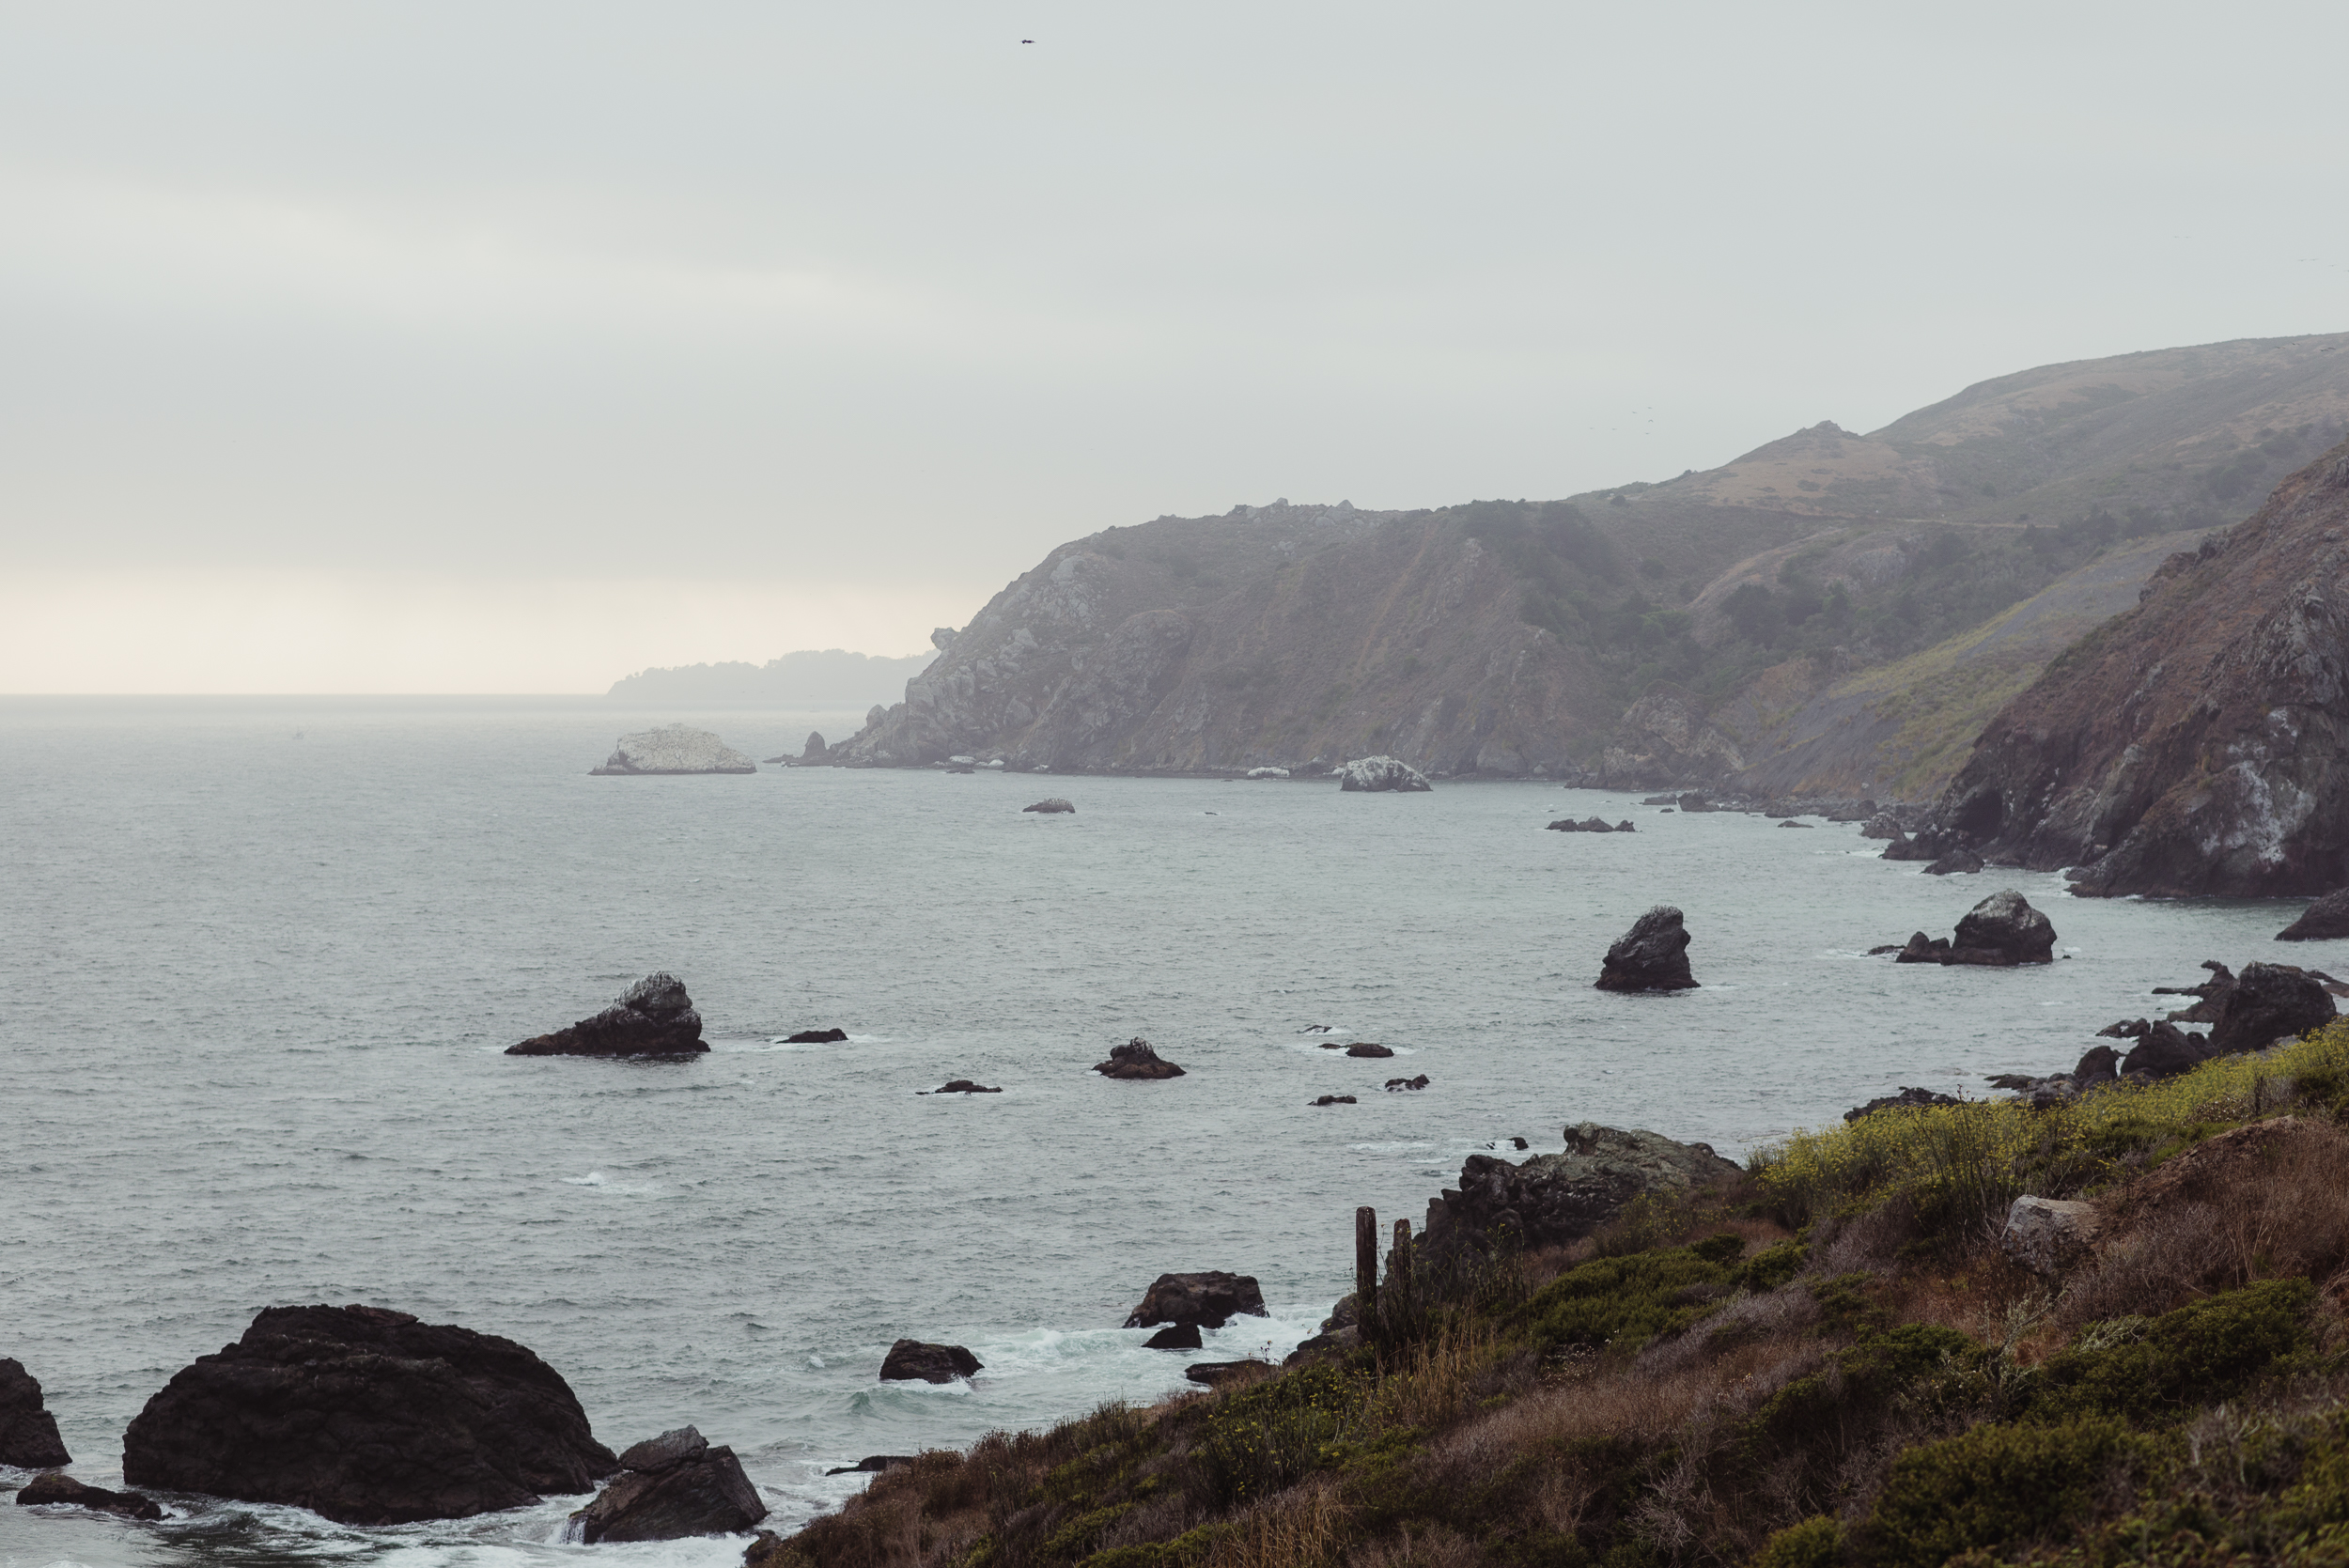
[6,1,2346,692]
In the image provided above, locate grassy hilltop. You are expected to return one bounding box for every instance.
[761,1024,2349,1568]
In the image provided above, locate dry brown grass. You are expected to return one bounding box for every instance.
[1206,1483,1348,1568]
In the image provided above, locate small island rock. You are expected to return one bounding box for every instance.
[1344,1042,1393,1058]
[786,1027,848,1044]
[120,1303,616,1525]
[1595,906,1698,992]
[0,1358,70,1468]
[509,973,707,1057]
[568,1426,768,1543]
[1337,755,1432,793]
[1384,1074,1430,1091]
[1023,798,1076,814]
[923,1079,1002,1094]
[1309,1094,1357,1106]
[590,724,755,775]
[1095,1038,1184,1079]
[1949,890,2057,965]
[879,1341,981,1384]
[1123,1272,1268,1330]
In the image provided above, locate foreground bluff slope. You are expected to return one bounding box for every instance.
[1941,434,2349,896]
[836,334,2349,778]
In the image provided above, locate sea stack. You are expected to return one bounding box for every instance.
[508,973,708,1056]
[590,724,756,775]
[0,1358,70,1467]
[1595,906,1698,992]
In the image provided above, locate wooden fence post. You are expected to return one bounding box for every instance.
[1355,1205,1378,1315]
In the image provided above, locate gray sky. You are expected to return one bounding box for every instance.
[7,1,2346,691]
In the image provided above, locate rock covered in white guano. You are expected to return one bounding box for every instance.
[1337,755,1431,793]
[590,725,755,775]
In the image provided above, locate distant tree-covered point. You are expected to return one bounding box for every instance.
[605,648,937,707]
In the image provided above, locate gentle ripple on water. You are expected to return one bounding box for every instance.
[0,696,2326,1568]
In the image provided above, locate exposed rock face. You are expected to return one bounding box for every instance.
[1123,1272,1268,1330]
[878,1342,980,1384]
[508,973,707,1057]
[1023,798,1076,814]
[1599,687,1746,789]
[2001,1197,2101,1275]
[1923,848,1984,876]
[2122,1021,2211,1079]
[568,1427,767,1544]
[0,1358,70,1468]
[14,1472,163,1520]
[1939,437,2349,896]
[591,724,756,775]
[1094,1038,1184,1079]
[1594,906,1698,992]
[1949,890,2058,965]
[1142,1324,1203,1350]
[120,1303,617,1525]
[2279,889,2349,940]
[1338,755,1432,793]
[1421,1125,1741,1259]
[1860,813,1906,839]
[2209,961,2337,1053]
[1844,1087,1960,1122]
[802,732,829,760]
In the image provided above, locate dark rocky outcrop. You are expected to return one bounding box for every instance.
[1986,1045,2123,1105]
[1881,828,1955,862]
[923,1080,1002,1094]
[1344,1042,1393,1058]
[1923,848,1984,876]
[1123,1273,1268,1330]
[1309,1094,1357,1106]
[878,1342,981,1384]
[2209,961,2337,1053]
[1777,818,1812,829]
[1548,817,1632,833]
[508,974,707,1057]
[786,1027,848,1044]
[802,731,830,761]
[2122,1020,2212,1079]
[1142,1324,1203,1350]
[14,1472,163,1520]
[568,1426,768,1544]
[824,1455,913,1477]
[1860,813,1906,840]
[1385,1075,1431,1092]
[120,1303,616,1525]
[1183,1362,1270,1389]
[0,1359,70,1468]
[1939,436,2349,897]
[1095,1038,1185,1079]
[2279,889,2349,941]
[1594,906,1697,992]
[1023,799,1075,814]
[1843,1087,1960,1122]
[1420,1124,1741,1261]
[1891,891,2057,967]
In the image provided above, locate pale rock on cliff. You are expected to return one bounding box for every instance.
[1338,755,1432,792]
[590,725,755,775]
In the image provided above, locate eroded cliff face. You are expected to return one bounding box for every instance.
[1939,438,2349,896]
[831,504,1613,774]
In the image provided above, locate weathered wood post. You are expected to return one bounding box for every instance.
[1392,1217,1413,1285]
[1355,1205,1378,1318]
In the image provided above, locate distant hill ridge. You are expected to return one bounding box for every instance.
[607,648,937,708]
[817,333,2349,786]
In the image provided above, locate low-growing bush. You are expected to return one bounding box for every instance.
[2032,1278,2314,1424]
[1862,1417,2137,1567]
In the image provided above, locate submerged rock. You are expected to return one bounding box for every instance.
[14,1472,163,1521]
[0,1358,70,1468]
[878,1341,980,1384]
[1384,1075,1431,1092]
[508,973,707,1057]
[120,1303,617,1525]
[923,1080,1002,1094]
[1421,1124,1741,1260]
[1594,906,1698,992]
[568,1426,768,1544]
[1123,1272,1268,1330]
[1337,755,1432,793]
[590,724,755,775]
[1023,798,1076,814]
[1309,1094,1357,1106]
[1095,1038,1185,1079]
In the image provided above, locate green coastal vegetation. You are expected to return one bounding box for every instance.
[764,1022,2349,1568]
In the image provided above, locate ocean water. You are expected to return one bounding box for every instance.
[0,697,2322,1568]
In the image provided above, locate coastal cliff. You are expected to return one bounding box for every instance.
[1939,436,2349,896]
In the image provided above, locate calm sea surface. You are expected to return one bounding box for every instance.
[0,698,2321,1568]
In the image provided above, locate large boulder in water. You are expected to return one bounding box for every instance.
[1595,906,1697,992]
[1123,1272,1268,1330]
[508,973,706,1057]
[120,1303,616,1524]
[1094,1037,1184,1079]
[567,1426,768,1543]
[590,724,755,775]
[1337,755,1431,793]
[2209,961,2337,1053]
[878,1341,980,1384]
[0,1358,70,1467]
[2279,889,2349,941]
[1946,890,2057,966]
[14,1472,163,1520]
[1422,1124,1740,1260]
